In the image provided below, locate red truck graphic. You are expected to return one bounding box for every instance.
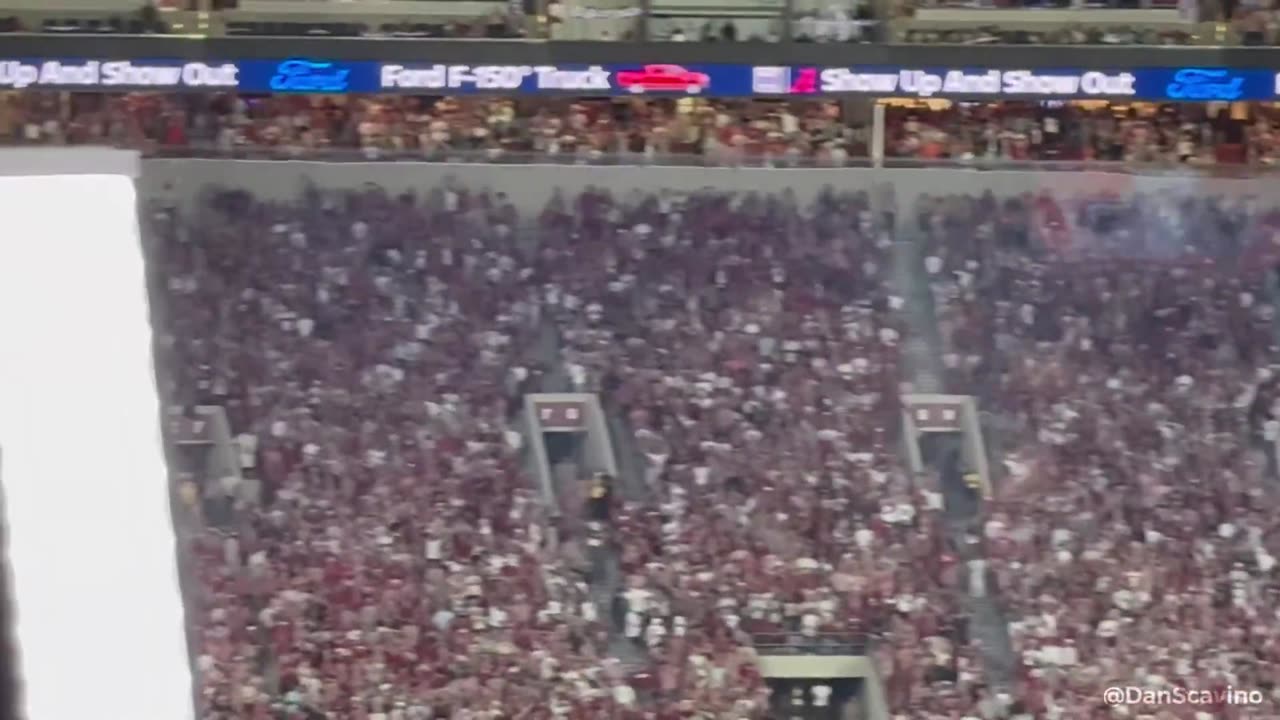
[616,64,710,94]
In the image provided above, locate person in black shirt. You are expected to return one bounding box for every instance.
[587,472,613,522]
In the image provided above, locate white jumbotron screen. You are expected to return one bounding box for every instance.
[0,172,194,720]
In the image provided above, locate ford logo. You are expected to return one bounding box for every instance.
[1165,68,1244,101]
[269,59,350,93]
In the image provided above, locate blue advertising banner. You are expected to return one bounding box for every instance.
[760,66,1276,102]
[0,57,1276,101]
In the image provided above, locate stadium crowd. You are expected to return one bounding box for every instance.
[896,24,1196,46]
[2,67,1261,720]
[146,173,995,720]
[4,5,1280,720]
[145,156,1280,720]
[919,186,1280,718]
[10,91,1280,166]
[544,187,971,715]
[0,92,869,164]
[883,104,1276,165]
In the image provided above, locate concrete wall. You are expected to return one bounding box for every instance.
[141,158,1280,215]
[756,654,875,678]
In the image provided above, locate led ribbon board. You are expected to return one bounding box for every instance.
[0,58,1277,100]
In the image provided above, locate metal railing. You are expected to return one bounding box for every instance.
[147,143,880,166]
[148,145,1280,175]
[881,156,1280,177]
[12,138,1280,176]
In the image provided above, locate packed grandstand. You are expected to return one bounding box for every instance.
[139,162,1280,720]
[5,93,1280,165]
[2,0,1280,718]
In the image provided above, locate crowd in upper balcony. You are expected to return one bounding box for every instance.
[883,102,1278,165]
[0,93,872,165]
[9,92,1280,168]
